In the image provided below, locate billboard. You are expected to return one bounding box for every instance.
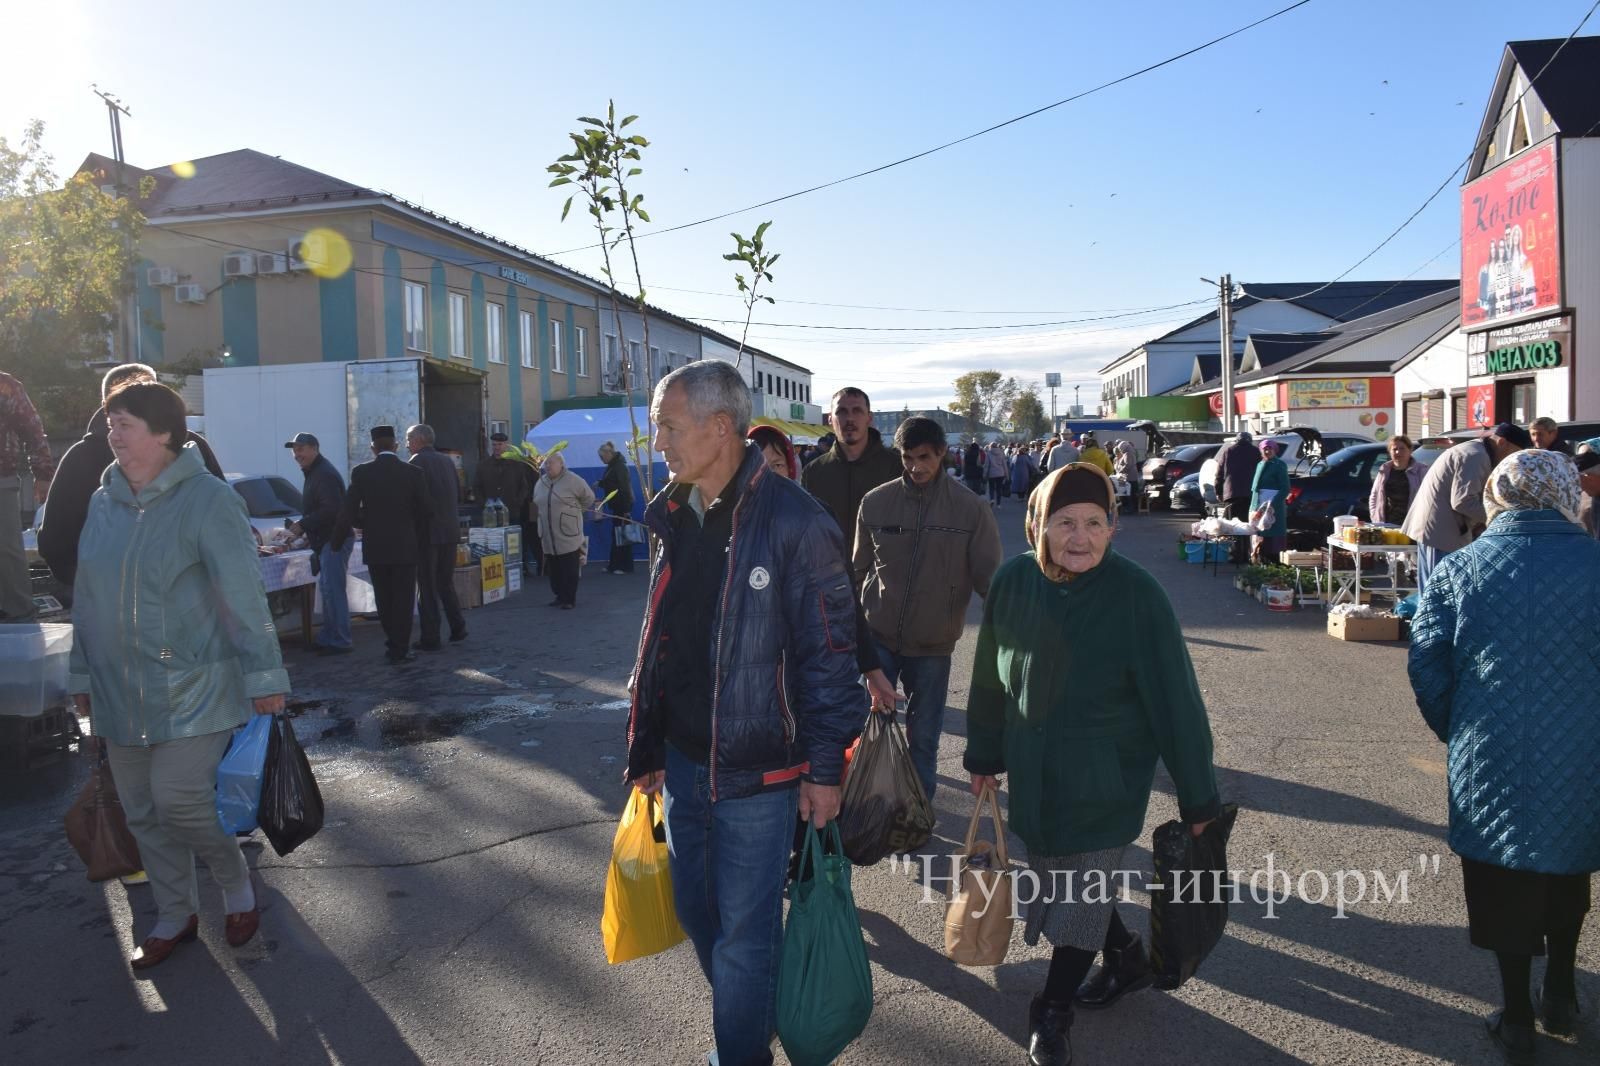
[1285,378,1371,408]
[1460,141,1561,329]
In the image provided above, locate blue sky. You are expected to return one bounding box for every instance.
[4,1,1593,411]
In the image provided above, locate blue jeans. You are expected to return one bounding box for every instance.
[663,745,798,1066]
[1416,544,1441,598]
[317,541,353,649]
[872,640,952,805]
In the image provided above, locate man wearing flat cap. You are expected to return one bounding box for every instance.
[332,426,433,664]
[1402,422,1530,594]
[285,432,352,654]
[474,431,536,576]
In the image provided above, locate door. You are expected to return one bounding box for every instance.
[346,361,423,480]
[1403,397,1423,438]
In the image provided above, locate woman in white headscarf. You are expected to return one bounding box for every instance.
[1409,448,1600,1061]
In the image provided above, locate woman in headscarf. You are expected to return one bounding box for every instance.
[1409,449,1600,1062]
[1250,438,1290,562]
[533,451,596,610]
[965,464,1221,1066]
[1112,440,1141,515]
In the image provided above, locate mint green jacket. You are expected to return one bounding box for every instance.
[68,444,290,746]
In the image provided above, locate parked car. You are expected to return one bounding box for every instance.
[1142,443,1221,509]
[1170,472,1206,514]
[1283,443,1446,536]
[226,474,304,545]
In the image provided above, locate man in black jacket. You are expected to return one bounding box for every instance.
[284,432,351,655]
[333,426,432,664]
[1214,430,1261,562]
[800,386,902,538]
[39,362,224,587]
[596,440,636,574]
[474,431,537,575]
[406,423,467,650]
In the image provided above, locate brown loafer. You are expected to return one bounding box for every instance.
[130,914,198,970]
[225,906,260,948]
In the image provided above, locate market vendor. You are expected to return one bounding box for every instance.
[1250,439,1290,563]
[964,463,1220,1066]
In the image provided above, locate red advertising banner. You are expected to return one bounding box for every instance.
[1466,383,1496,428]
[1461,141,1561,329]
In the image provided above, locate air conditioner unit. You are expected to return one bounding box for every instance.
[222,252,255,277]
[145,266,177,287]
[255,252,288,275]
[174,283,206,304]
[285,238,309,271]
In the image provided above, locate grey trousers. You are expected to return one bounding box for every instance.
[0,477,34,620]
[106,729,250,927]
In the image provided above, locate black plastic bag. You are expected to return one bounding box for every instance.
[836,711,933,865]
[259,715,325,857]
[1149,802,1239,990]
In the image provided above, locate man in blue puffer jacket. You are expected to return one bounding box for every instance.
[626,360,867,1066]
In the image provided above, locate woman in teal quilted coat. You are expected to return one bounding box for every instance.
[68,384,289,970]
[1249,438,1290,562]
[1409,448,1600,1061]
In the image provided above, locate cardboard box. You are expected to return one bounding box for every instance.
[453,565,483,609]
[1327,613,1400,642]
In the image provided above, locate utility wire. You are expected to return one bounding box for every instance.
[1239,0,1599,305]
[684,300,1210,332]
[545,0,1316,255]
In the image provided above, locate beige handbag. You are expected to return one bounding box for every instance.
[944,781,1014,966]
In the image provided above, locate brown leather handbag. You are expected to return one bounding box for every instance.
[944,781,1014,966]
[63,738,143,882]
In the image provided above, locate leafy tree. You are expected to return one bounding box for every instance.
[1010,386,1049,439]
[548,102,657,497]
[0,120,151,436]
[951,370,1018,437]
[723,221,778,377]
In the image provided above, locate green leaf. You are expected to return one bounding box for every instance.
[621,114,638,127]
[635,208,650,222]
[628,135,649,147]
[578,115,605,127]
[754,220,772,241]
[764,295,776,304]
[607,99,616,123]
[561,196,573,221]
[628,167,642,177]
[767,253,781,265]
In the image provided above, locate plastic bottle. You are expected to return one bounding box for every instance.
[486,497,503,528]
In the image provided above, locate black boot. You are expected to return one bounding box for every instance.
[1484,1010,1536,1065]
[1027,996,1073,1066]
[1538,982,1580,1037]
[1075,934,1153,1009]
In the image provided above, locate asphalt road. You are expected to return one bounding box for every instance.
[1,494,1594,1065]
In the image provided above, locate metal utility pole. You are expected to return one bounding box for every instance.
[1218,273,1235,433]
[93,86,135,364]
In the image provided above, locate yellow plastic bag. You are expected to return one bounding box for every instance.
[602,788,686,964]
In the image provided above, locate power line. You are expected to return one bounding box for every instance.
[644,283,1199,317]
[544,1,1316,256]
[1239,0,1599,306]
[685,300,1209,332]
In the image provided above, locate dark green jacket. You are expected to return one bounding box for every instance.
[964,551,1220,855]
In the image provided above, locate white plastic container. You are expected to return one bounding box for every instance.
[1332,515,1359,537]
[0,624,73,718]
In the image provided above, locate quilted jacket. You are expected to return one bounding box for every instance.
[626,443,868,801]
[1408,508,1600,874]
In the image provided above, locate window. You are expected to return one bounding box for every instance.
[448,292,468,359]
[487,302,505,364]
[403,282,428,351]
[603,334,621,390]
[525,422,537,437]
[804,384,810,403]
[490,420,507,438]
[575,326,588,376]
[666,350,677,374]
[550,320,565,373]
[628,341,642,381]
[520,311,536,368]
[650,346,662,381]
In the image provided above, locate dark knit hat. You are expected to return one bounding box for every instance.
[1047,466,1113,514]
[1491,422,1533,450]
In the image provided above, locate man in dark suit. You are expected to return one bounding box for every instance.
[406,423,467,650]
[333,426,432,664]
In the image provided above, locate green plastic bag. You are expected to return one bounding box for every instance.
[776,821,873,1066]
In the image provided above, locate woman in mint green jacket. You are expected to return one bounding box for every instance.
[964,464,1220,1066]
[68,383,289,970]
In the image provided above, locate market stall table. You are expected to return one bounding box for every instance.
[258,542,369,648]
[1324,535,1416,609]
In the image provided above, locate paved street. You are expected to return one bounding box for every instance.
[1,498,1595,1066]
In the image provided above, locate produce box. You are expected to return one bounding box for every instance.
[1280,551,1323,567]
[1327,613,1400,641]
[453,565,483,609]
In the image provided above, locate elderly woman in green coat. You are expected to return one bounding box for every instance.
[965,464,1220,1066]
[1250,438,1290,562]
[67,383,289,970]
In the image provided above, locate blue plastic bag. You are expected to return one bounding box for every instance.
[216,715,272,833]
[1394,593,1419,619]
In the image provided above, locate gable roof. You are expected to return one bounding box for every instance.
[1506,38,1600,138]
[1099,278,1457,373]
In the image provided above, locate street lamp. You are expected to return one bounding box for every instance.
[220,343,232,364]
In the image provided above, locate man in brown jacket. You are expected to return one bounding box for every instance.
[853,416,1002,804]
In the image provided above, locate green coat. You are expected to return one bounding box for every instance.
[964,551,1220,855]
[68,444,290,746]
[1251,457,1290,538]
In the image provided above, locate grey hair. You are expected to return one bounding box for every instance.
[1531,416,1559,433]
[407,424,435,445]
[655,360,751,433]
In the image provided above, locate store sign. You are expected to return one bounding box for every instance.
[499,265,532,286]
[1285,378,1371,408]
[1207,393,1224,416]
[1460,141,1561,329]
[1466,315,1572,377]
[1248,385,1278,414]
[481,553,506,604]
